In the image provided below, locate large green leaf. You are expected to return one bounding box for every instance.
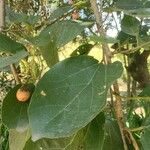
[121,15,140,36]
[31,20,86,67]
[29,56,123,141]
[2,85,29,132]
[0,50,28,69]
[0,33,26,53]
[9,129,30,150]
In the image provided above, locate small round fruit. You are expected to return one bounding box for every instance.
[71,11,79,20]
[16,89,31,102]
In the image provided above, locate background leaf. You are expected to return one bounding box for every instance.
[6,8,40,25]
[29,56,123,141]
[102,120,124,150]
[0,33,26,54]
[0,50,28,69]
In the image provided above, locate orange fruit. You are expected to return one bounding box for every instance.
[16,88,31,102]
[71,11,79,20]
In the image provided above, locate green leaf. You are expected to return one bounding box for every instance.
[29,56,123,141]
[0,33,26,53]
[117,31,136,45]
[121,15,140,36]
[9,129,30,150]
[31,20,86,67]
[0,50,28,69]
[49,6,72,21]
[2,85,29,132]
[102,120,124,150]
[90,36,118,43]
[24,136,77,150]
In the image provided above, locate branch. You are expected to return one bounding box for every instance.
[90,1,128,150]
[0,0,5,31]
[124,128,140,150]
[0,1,21,84]
[10,64,21,84]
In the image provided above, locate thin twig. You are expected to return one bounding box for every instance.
[112,92,150,100]
[124,128,140,150]
[10,64,21,84]
[129,126,145,132]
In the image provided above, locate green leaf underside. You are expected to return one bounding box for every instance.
[29,56,123,141]
[0,50,28,69]
[0,33,26,53]
[2,85,29,132]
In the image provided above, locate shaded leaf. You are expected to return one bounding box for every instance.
[81,113,105,150]
[102,120,124,150]
[29,56,123,140]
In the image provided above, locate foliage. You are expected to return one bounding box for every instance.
[1,0,150,149]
